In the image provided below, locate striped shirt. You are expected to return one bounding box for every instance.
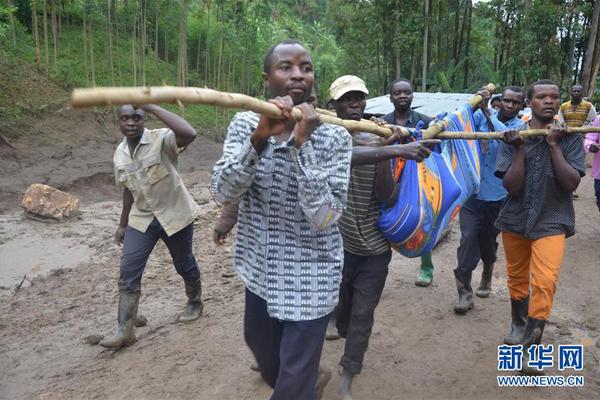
[559,100,597,128]
[339,133,390,256]
[211,111,352,321]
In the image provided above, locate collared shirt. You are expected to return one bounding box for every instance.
[559,100,597,127]
[472,109,519,202]
[382,109,433,129]
[211,111,352,321]
[584,116,600,180]
[339,133,390,256]
[495,124,585,239]
[113,128,200,236]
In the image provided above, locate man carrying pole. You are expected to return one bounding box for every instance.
[211,40,352,400]
[452,86,525,314]
[327,75,437,399]
[496,80,585,352]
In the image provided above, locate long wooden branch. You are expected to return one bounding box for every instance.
[436,126,600,140]
[69,84,600,139]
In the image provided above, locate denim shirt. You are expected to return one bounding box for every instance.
[472,110,524,202]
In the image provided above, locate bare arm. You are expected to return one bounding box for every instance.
[501,130,526,197]
[141,104,197,147]
[115,188,134,244]
[351,140,439,166]
[546,124,581,192]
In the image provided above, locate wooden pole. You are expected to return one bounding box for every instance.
[70,84,600,139]
[436,126,600,140]
[421,82,495,139]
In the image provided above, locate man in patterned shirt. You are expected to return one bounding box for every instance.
[211,40,352,400]
[327,75,437,400]
[496,79,585,352]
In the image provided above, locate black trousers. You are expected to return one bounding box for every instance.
[244,289,329,400]
[335,249,391,374]
[454,195,503,285]
[119,218,200,292]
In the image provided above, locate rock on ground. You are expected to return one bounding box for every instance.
[21,183,80,220]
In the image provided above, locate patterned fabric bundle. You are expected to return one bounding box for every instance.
[378,105,482,257]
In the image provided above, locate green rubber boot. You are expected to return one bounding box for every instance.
[415,252,434,287]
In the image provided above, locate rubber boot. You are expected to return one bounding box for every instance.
[99,290,140,349]
[339,368,353,400]
[453,270,474,314]
[475,263,494,298]
[415,252,434,287]
[521,317,545,348]
[178,278,203,323]
[503,297,529,345]
[520,318,546,376]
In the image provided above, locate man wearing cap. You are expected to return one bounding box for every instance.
[329,75,437,399]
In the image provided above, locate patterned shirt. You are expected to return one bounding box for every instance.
[211,111,352,321]
[495,124,585,239]
[113,128,200,236]
[339,133,390,256]
[559,100,597,127]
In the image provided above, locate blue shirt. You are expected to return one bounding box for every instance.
[472,109,519,202]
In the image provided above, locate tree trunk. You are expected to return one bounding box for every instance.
[107,0,115,86]
[132,7,137,86]
[581,0,600,96]
[164,23,169,82]
[7,0,17,49]
[32,0,41,65]
[43,0,50,72]
[89,18,96,86]
[82,1,89,85]
[586,25,600,98]
[205,0,211,84]
[395,45,402,79]
[141,0,147,86]
[462,0,472,90]
[422,0,430,92]
[217,2,224,90]
[177,0,188,87]
[155,1,159,83]
[51,0,58,67]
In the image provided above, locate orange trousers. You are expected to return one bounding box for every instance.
[501,231,566,320]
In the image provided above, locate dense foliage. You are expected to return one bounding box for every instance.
[2,0,599,129]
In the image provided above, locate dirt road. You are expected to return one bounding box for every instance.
[1,111,599,399]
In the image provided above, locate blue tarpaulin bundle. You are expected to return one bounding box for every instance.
[378,105,482,257]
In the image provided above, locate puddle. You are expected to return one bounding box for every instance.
[0,212,103,291]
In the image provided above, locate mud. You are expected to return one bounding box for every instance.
[1,110,599,399]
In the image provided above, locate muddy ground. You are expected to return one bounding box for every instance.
[1,108,599,400]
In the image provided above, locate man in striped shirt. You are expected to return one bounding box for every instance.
[327,75,438,399]
[211,40,352,400]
